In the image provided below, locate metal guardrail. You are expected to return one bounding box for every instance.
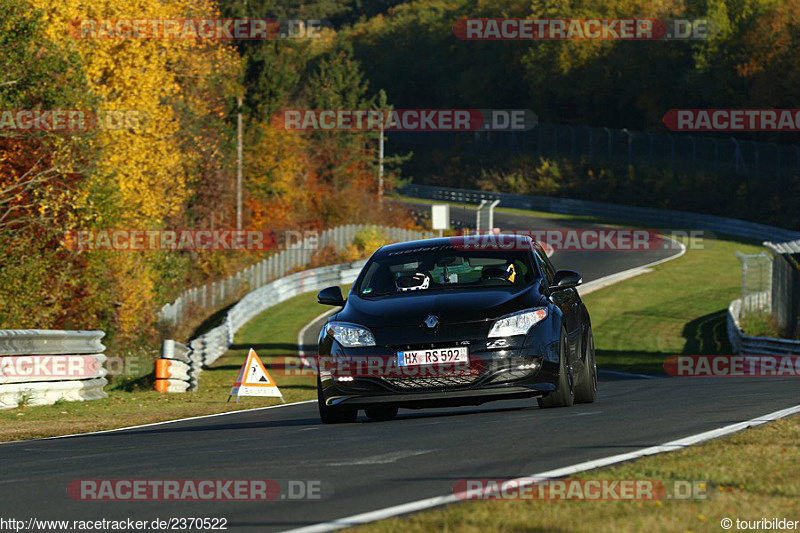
[727,294,800,355]
[157,225,435,392]
[155,340,201,392]
[157,225,432,330]
[401,184,800,243]
[0,330,106,355]
[156,260,367,392]
[0,330,108,409]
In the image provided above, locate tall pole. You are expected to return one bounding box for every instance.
[236,96,243,230]
[378,124,384,205]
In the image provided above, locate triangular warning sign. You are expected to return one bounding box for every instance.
[228,348,284,402]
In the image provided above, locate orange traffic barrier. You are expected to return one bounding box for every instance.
[155,358,171,379]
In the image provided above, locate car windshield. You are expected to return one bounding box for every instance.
[357,247,537,296]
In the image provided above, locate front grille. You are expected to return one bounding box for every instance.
[383,374,480,390]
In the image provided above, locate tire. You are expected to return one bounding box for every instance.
[537,331,575,408]
[317,378,357,424]
[365,406,399,421]
[574,327,597,404]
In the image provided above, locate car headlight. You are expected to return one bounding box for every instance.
[488,308,548,338]
[326,322,376,347]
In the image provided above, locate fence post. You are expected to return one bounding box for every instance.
[713,138,719,174]
[670,136,676,173]
[586,126,593,162]
[752,141,759,179]
[569,125,576,159]
[623,128,632,166]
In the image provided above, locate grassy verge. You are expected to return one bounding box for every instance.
[0,289,343,442]
[397,195,613,224]
[351,414,800,533]
[583,238,763,375]
[0,206,769,445]
[346,236,795,533]
[740,311,788,339]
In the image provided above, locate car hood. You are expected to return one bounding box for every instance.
[338,286,545,328]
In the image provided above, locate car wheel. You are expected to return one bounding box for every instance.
[317,378,357,424]
[537,331,575,408]
[365,406,399,421]
[574,327,597,404]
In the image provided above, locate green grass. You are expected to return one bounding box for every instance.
[397,196,613,224]
[351,414,800,533]
[739,311,786,339]
[0,206,767,445]
[342,236,796,533]
[583,238,764,374]
[0,288,346,442]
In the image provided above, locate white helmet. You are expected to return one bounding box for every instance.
[395,272,430,291]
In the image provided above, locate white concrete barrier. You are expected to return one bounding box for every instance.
[0,330,108,409]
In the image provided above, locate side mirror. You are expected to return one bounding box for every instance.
[317,286,345,306]
[550,270,582,291]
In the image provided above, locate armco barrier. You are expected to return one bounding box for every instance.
[0,329,106,355]
[727,295,800,355]
[0,330,108,409]
[156,225,435,392]
[157,224,433,330]
[157,260,367,392]
[155,340,200,392]
[401,184,800,243]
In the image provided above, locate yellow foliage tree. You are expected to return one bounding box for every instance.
[245,121,313,229]
[28,0,239,225]
[26,0,242,339]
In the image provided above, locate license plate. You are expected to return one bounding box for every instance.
[398,347,469,366]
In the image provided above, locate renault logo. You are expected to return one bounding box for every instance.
[424,315,439,329]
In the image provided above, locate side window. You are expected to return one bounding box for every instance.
[532,244,555,286]
[543,253,558,281]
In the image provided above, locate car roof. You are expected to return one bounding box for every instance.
[375,234,535,255]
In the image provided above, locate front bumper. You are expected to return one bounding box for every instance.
[318,325,562,409]
[325,383,556,408]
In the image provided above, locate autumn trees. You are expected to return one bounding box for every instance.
[0,0,407,347]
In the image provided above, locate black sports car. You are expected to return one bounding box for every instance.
[314,235,596,423]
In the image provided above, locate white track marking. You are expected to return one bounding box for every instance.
[0,234,684,446]
[598,369,657,380]
[327,450,434,467]
[298,309,337,357]
[284,404,800,532]
[579,237,685,295]
[0,400,314,446]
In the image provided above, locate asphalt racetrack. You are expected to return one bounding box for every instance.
[1,207,797,531]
